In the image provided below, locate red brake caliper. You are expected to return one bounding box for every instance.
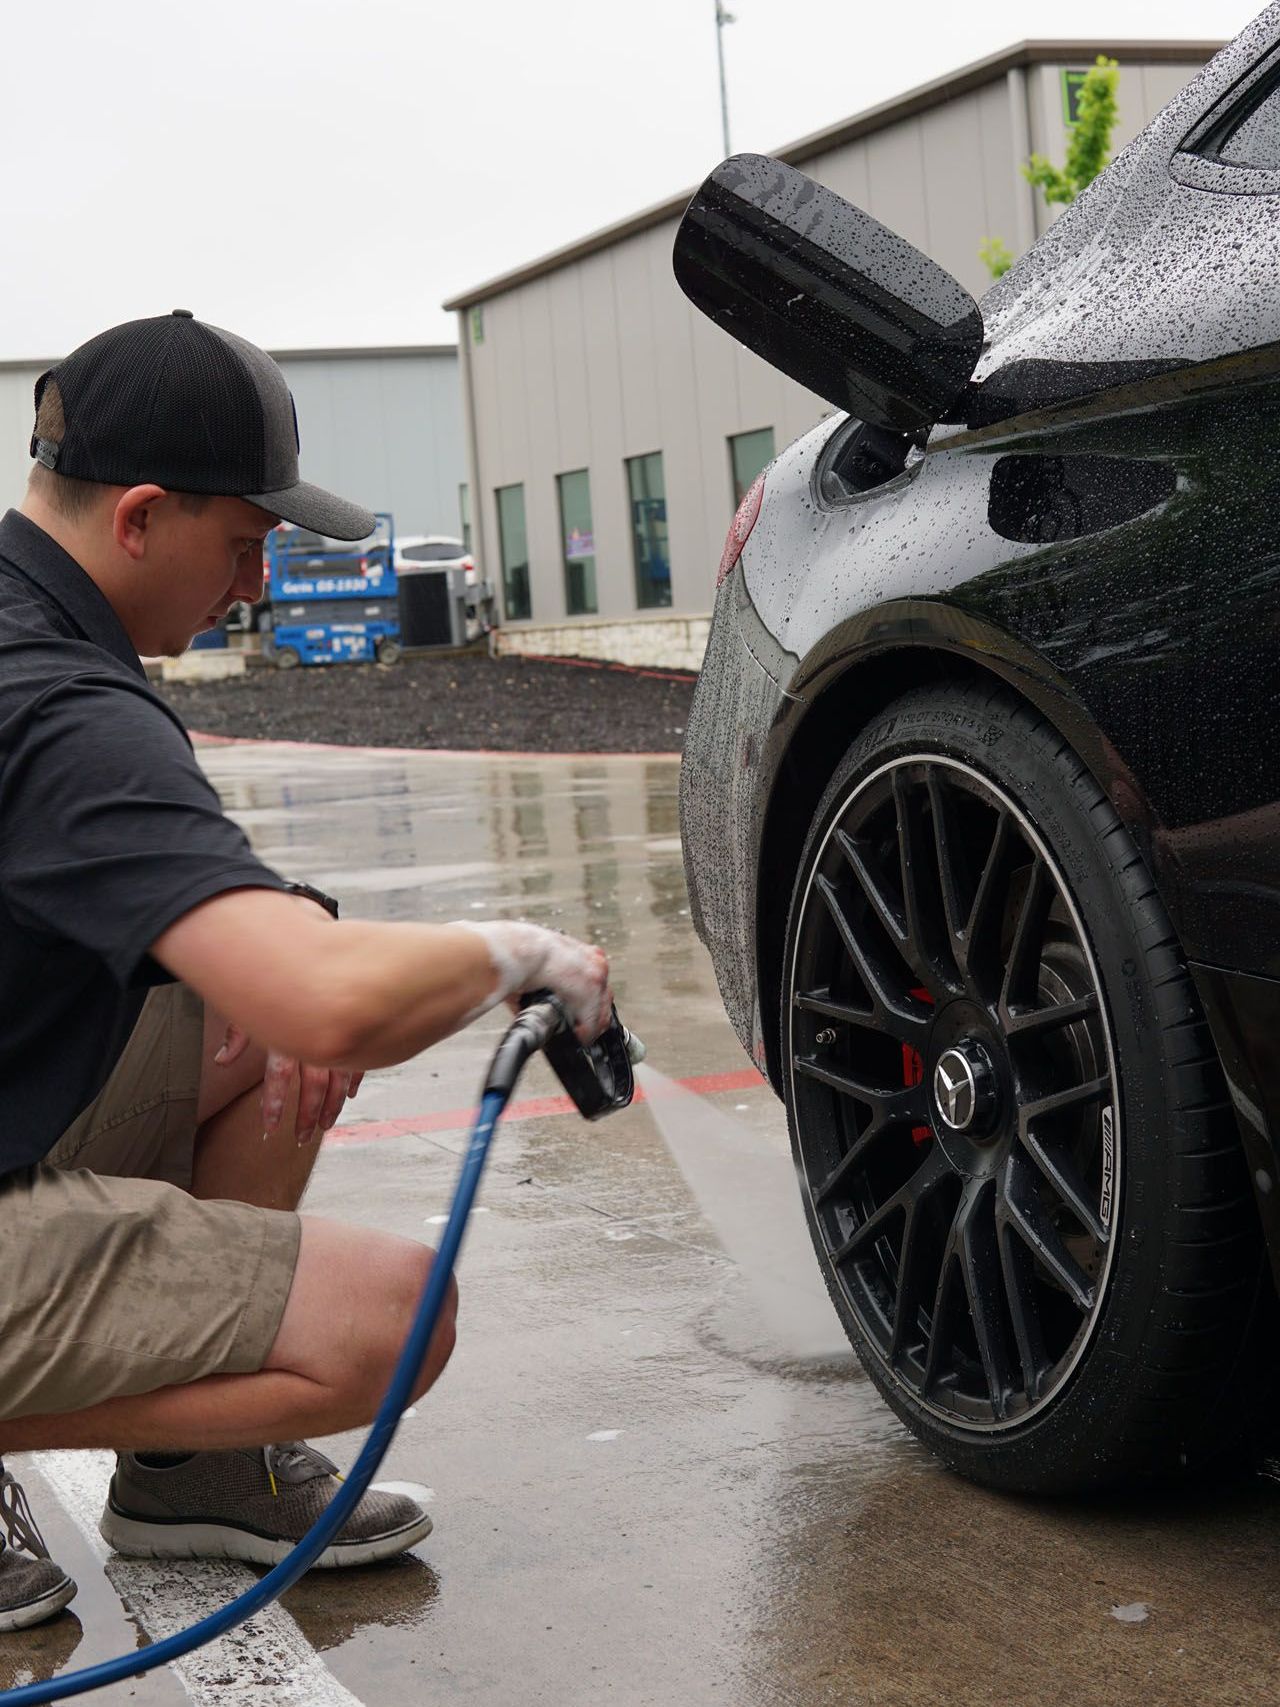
[905,987,934,1144]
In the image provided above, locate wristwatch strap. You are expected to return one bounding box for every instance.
[283,880,340,920]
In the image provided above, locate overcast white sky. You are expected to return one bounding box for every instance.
[0,0,1260,357]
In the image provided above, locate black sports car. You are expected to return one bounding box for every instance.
[675,9,1280,1493]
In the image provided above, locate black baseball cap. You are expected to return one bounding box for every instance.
[31,310,375,541]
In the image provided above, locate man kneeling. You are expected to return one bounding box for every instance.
[0,312,612,1627]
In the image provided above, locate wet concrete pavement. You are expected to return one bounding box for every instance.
[5,742,1280,1705]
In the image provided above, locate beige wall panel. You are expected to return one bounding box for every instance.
[466,330,497,586]
[644,224,714,612]
[458,321,488,578]
[577,252,632,618]
[735,347,805,466]
[684,245,750,586]
[516,282,567,620]
[1027,62,1062,166]
[468,311,511,599]
[815,143,872,213]
[919,95,998,300]
[737,342,827,492]
[1026,64,1063,236]
[547,269,593,472]
[518,282,561,469]
[483,294,531,485]
[501,294,536,482]
[1112,63,1165,152]
[1141,62,1206,123]
[974,77,1022,280]
[864,120,930,253]
[1115,61,1204,148]
[613,234,663,460]
[780,391,836,451]
[685,259,742,430]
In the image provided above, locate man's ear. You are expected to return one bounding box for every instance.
[112,485,168,561]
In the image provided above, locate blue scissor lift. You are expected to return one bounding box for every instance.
[263,512,400,667]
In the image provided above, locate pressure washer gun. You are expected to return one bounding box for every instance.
[488,993,646,1117]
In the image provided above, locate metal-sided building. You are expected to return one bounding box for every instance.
[0,345,465,543]
[446,38,1219,670]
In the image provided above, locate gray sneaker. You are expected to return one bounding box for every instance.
[0,1465,76,1630]
[99,1443,433,1569]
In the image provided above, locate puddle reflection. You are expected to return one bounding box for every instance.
[280,1553,440,1654]
[0,1613,83,1691]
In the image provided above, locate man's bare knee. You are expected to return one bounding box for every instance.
[197,1004,268,1125]
[267,1218,457,1426]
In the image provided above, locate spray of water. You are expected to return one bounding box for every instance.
[635,1063,851,1361]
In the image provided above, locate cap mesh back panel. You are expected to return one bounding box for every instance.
[51,317,268,494]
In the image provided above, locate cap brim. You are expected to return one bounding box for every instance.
[247,480,376,542]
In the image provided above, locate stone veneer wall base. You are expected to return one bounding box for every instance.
[493,615,710,673]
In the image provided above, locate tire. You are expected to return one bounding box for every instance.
[782,680,1274,1493]
[375,638,402,666]
[274,645,301,671]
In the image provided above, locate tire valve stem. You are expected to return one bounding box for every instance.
[815,1028,837,1046]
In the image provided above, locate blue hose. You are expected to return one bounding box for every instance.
[0,1086,510,1705]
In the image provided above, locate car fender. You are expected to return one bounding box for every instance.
[747,597,1168,1091]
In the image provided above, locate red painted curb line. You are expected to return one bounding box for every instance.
[325,1066,767,1146]
[191,730,682,762]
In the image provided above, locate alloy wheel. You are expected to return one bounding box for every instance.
[788,755,1121,1431]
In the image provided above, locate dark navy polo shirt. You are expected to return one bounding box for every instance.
[0,509,287,1172]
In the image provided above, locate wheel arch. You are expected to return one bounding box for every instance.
[754,609,1158,1093]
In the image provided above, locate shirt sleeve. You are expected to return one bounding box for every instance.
[0,671,288,986]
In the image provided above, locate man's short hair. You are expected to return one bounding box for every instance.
[28,379,210,522]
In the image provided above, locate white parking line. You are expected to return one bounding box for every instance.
[32,1451,362,1707]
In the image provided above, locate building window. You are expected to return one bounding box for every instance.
[625,452,671,610]
[729,427,774,507]
[557,469,598,616]
[459,483,471,555]
[495,483,531,621]
[1060,67,1092,126]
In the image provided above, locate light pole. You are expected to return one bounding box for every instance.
[715,0,735,158]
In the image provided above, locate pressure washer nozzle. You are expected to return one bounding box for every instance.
[623,1029,647,1066]
[512,991,638,1120]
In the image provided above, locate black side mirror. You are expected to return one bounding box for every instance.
[673,154,983,434]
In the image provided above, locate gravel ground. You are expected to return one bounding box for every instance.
[157,649,697,753]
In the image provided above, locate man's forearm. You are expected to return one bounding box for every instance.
[310,917,501,1067]
[153,893,498,1067]
[152,890,611,1071]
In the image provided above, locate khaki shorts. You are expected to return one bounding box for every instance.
[0,985,301,1423]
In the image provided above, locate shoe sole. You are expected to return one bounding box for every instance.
[98,1507,432,1569]
[0,1574,76,1631]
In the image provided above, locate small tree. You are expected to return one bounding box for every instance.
[979,237,1015,281]
[980,55,1120,280]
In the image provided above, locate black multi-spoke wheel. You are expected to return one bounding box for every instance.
[783,685,1273,1492]
[790,754,1115,1429]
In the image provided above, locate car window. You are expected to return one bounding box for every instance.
[1218,81,1280,168]
[401,542,462,562]
[1178,45,1280,178]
